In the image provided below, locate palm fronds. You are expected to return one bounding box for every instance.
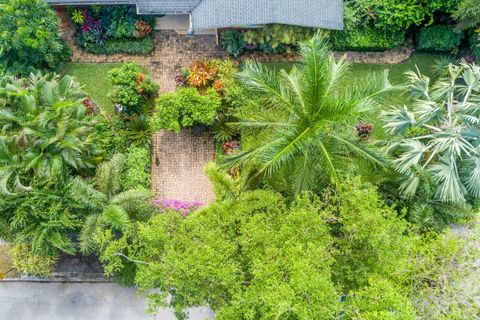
[225,32,387,193]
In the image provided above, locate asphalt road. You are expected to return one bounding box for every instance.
[0,282,214,320]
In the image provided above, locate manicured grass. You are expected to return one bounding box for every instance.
[61,62,121,114]
[264,53,444,84]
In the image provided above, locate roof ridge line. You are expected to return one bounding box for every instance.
[192,0,205,12]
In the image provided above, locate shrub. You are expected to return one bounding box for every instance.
[93,115,129,158]
[11,244,57,277]
[220,30,245,57]
[0,0,70,73]
[330,26,405,51]
[150,87,221,132]
[108,63,159,114]
[417,25,464,52]
[123,146,151,190]
[79,36,154,55]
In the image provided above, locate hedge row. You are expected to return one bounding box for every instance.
[78,36,154,55]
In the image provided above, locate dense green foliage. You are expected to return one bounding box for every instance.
[79,37,154,55]
[123,146,150,190]
[150,87,221,132]
[454,0,480,29]
[0,0,70,73]
[108,63,159,114]
[73,5,155,55]
[417,25,464,52]
[98,175,480,319]
[220,25,316,57]
[226,33,386,193]
[346,0,460,32]
[0,73,101,195]
[74,154,152,254]
[330,27,405,51]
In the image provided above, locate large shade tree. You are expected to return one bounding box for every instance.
[0,73,101,195]
[381,62,480,204]
[226,33,386,193]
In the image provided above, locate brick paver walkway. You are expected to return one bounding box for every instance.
[151,128,215,203]
[59,12,224,202]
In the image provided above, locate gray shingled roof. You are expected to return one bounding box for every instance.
[137,0,201,14]
[47,0,344,31]
[192,0,343,30]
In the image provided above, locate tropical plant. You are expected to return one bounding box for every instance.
[381,61,480,204]
[73,154,152,254]
[71,9,85,25]
[454,0,480,30]
[220,30,245,57]
[0,73,101,195]
[124,114,152,146]
[108,63,159,114]
[0,0,70,72]
[225,32,387,193]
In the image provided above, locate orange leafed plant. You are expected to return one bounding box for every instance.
[187,60,218,88]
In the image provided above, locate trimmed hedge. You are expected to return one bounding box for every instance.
[79,36,154,55]
[330,27,405,52]
[417,25,464,53]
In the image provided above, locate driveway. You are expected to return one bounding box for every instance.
[0,282,214,320]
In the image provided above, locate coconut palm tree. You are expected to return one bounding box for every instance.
[454,0,480,30]
[225,33,387,193]
[0,73,101,195]
[69,154,152,254]
[381,61,480,204]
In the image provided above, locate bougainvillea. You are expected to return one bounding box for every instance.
[152,198,204,216]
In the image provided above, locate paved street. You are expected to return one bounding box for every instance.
[0,282,214,320]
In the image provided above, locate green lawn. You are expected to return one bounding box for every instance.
[264,53,444,84]
[61,62,121,114]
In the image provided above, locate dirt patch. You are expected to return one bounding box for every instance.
[0,243,19,279]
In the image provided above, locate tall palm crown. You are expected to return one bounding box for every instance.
[226,33,385,193]
[0,73,100,195]
[382,62,480,203]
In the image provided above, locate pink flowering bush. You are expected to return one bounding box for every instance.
[152,198,204,216]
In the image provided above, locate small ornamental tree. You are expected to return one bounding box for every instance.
[0,0,70,73]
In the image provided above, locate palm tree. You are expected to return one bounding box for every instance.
[0,73,101,195]
[69,154,152,254]
[454,0,480,30]
[381,61,480,204]
[225,33,387,193]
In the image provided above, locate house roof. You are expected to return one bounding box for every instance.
[192,0,343,31]
[47,0,344,30]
